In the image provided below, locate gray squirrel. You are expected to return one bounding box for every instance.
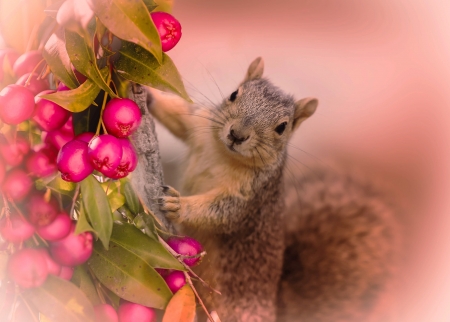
[146,58,400,322]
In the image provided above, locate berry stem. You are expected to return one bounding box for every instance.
[25,59,46,86]
[18,294,40,322]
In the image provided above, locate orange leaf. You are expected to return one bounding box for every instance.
[162,284,196,322]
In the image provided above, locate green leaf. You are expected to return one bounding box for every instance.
[162,285,196,322]
[143,0,158,12]
[80,175,113,249]
[46,173,76,196]
[120,178,141,214]
[65,28,116,98]
[71,266,101,306]
[133,212,158,239]
[24,275,95,322]
[90,0,162,63]
[43,28,79,89]
[88,239,172,309]
[39,68,106,113]
[111,223,185,270]
[115,41,191,101]
[75,204,96,235]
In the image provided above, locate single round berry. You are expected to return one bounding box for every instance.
[58,266,74,280]
[16,73,49,95]
[7,248,49,288]
[87,134,123,174]
[150,12,182,52]
[1,169,33,202]
[102,139,138,179]
[27,193,59,227]
[0,213,35,243]
[49,223,93,266]
[166,236,204,267]
[95,304,119,322]
[0,84,35,124]
[36,212,72,241]
[12,50,43,77]
[164,270,186,294]
[37,248,61,276]
[57,139,93,182]
[26,150,57,178]
[117,301,156,322]
[0,135,30,166]
[33,90,71,131]
[42,128,74,151]
[75,132,95,144]
[102,98,142,138]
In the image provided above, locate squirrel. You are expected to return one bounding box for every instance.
[145,57,400,322]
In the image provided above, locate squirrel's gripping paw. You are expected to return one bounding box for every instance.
[159,185,183,223]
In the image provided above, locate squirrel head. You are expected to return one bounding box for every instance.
[214,57,318,168]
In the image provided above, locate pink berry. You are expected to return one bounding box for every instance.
[15,73,49,95]
[150,12,182,52]
[49,223,93,266]
[27,193,59,227]
[102,139,138,179]
[1,169,32,202]
[117,301,156,322]
[57,83,70,91]
[58,266,74,280]
[0,135,30,166]
[33,90,71,131]
[0,49,20,82]
[26,150,57,178]
[7,248,48,288]
[164,270,186,294]
[95,304,119,322]
[102,98,141,138]
[60,115,74,134]
[75,132,95,144]
[0,84,35,124]
[42,129,74,150]
[166,236,203,267]
[37,248,61,276]
[88,134,123,174]
[0,213,35,243]
[57,139,93,182]
[36,212,72,241]
[12,50,43,77]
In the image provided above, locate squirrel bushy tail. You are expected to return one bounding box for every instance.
[277,165,401,322]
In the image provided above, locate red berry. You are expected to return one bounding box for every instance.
[36,212,72,241]
[7,248,48,288]
[27,193,59,227]
[0,49,20,82]
[166,236,203,267]
[60,115,74,134]
[33,90,71,131]
[49,223,93,266]
[15,73,49,95]
[164,270,186,293]
[0,213,35,243]
[0,84,35,124]
[37,248,61,276]
[95,304,119,322]
[102,139,138,179]
[75,132,95,143]
[12,50,43,77]
[57,139,94,182]
[58,266,74,280]
[26,150,57,178]
[88,134,123,174]
[1,169,32,202]
[0,135,30,166]
[57,82,70,91]
[117,301,156,322]
[150,12,182,52]
[102,98,141,138]
[42,129,73,150]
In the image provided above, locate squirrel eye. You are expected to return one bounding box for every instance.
[275,122,287,135]
[229,90,238,102]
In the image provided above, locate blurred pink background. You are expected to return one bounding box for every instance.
[159,0,450,321]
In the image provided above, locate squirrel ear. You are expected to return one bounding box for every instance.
[293,97,318,131]
[243,57,264,82]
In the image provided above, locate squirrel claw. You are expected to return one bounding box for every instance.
[159,186,182,223]
[161,185,180,197]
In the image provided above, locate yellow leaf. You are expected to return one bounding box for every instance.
[162,284,196,322]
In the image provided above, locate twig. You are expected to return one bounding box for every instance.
[69,184,81,219]
[184,271,215,322]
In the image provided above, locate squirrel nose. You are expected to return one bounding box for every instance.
[228,128,249,145]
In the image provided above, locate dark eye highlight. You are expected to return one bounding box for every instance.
[229,90,238,102]
[275,122,287,135]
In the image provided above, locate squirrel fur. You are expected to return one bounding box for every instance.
[146,58,400,322]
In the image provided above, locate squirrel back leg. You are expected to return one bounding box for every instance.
[277,168,401,322]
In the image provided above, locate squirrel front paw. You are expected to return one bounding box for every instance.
[159,185,183,223]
